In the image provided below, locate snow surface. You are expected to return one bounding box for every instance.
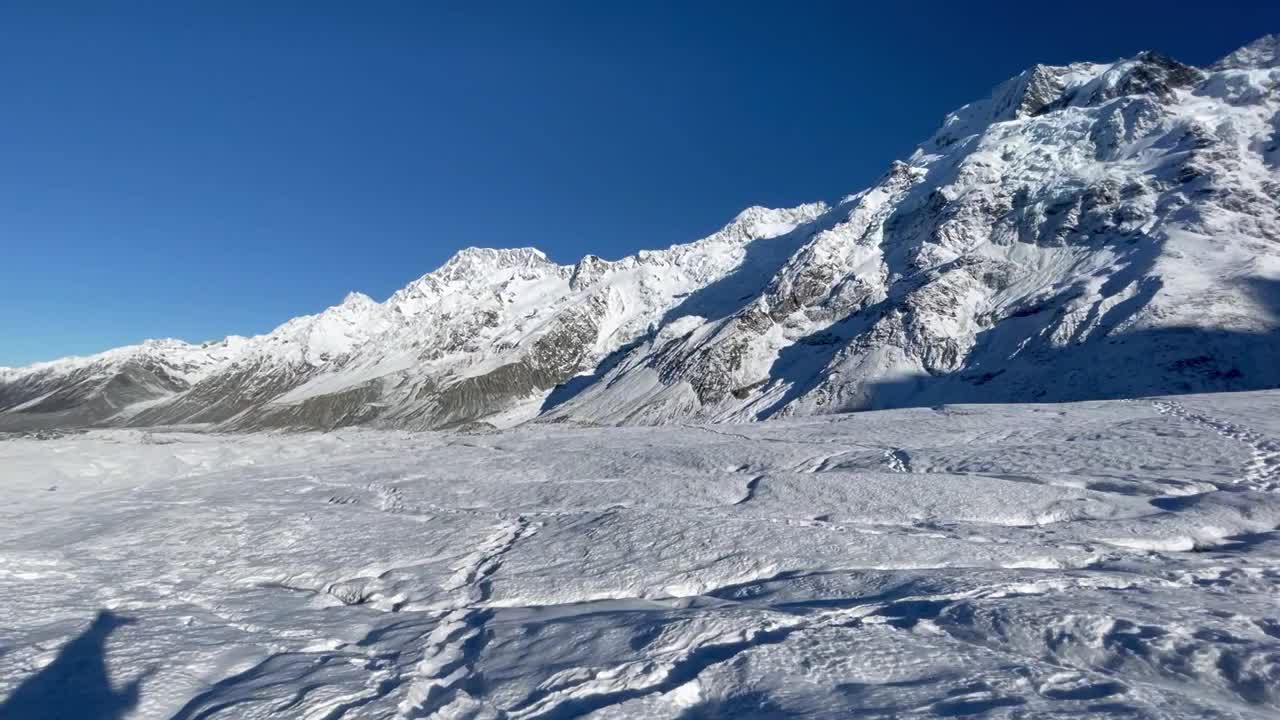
[3,390,1280,718]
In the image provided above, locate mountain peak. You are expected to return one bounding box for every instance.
[926,60,1110,151]
[340,291,378,308]
[1213,34,1280,70]
[730,203,828,227]
[711,203,828,247]
[444,246,549,268]
[990,63,1078,120]
[569,254,612,291]
[425,246,556,285]
[386,246,559,319]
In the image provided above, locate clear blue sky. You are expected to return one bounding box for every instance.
[2,1,1276,365]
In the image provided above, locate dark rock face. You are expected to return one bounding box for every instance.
[129,360,319,427]
[225,382,385,431]
[0,358,193,431]
[1087,53,1204,106]
[997,65,1070,120]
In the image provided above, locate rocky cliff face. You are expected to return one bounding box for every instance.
[5,37,1280,431]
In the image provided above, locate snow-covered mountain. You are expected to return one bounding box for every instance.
[1,204,827,431]
[5,36,1280,431]
[0,338,245,430]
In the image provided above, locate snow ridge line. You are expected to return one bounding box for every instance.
[1152,400,1280,490]
[397,516,531,719]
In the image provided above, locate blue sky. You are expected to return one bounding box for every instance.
[2,1,1276,365]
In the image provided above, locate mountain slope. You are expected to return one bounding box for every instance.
[546,39,1280,423]
[4,36,1280,431]
[1,204,827,430]
[0,339,243,431]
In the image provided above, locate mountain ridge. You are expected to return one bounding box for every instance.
[5,36,1280,431]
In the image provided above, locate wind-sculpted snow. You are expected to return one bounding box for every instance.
[3,391,1280,718]
[5,37,1280,432]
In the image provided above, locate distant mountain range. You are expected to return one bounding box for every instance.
[5,35,1280,432]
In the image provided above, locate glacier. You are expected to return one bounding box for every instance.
[2,391,1280,717]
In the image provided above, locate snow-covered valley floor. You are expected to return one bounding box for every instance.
[2,392,1280,719]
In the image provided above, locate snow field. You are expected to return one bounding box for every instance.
[2,391,1280,718]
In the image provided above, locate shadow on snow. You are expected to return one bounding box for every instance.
[0,610,150,720]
